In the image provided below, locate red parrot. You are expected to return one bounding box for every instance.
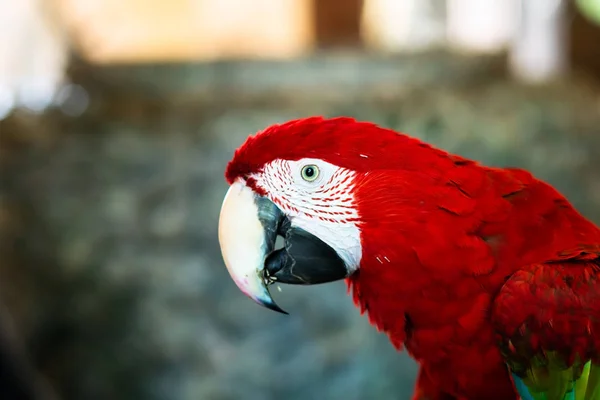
[217,116,600,400]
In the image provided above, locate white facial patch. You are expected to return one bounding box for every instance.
[252,158,363,273]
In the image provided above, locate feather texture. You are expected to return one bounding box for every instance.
[493,247,600,400]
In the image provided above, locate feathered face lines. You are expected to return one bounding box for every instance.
[249,158,360,225]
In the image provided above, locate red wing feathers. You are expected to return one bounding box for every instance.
[492,246,600,394]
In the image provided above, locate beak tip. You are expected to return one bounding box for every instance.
[252,295,289,315]
[264,302,289,315]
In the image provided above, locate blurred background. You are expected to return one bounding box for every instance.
[1,0,600,399]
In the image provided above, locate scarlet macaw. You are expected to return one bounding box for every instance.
[217,116,600,400]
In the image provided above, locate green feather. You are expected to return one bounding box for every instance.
[514,358,600,400]
[574,361,590,400]
[578,362,600,400]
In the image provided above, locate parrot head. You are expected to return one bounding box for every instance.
[218,116,453,314]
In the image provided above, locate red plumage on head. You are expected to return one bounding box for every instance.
[225,116,461,184]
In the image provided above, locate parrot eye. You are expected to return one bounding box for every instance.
[300,164,319,182]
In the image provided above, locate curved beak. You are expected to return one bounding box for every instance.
[218,180,349,314]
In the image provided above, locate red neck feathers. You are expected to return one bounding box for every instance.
[346,156,600,356]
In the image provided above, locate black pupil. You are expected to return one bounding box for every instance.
[304,167,315,177]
